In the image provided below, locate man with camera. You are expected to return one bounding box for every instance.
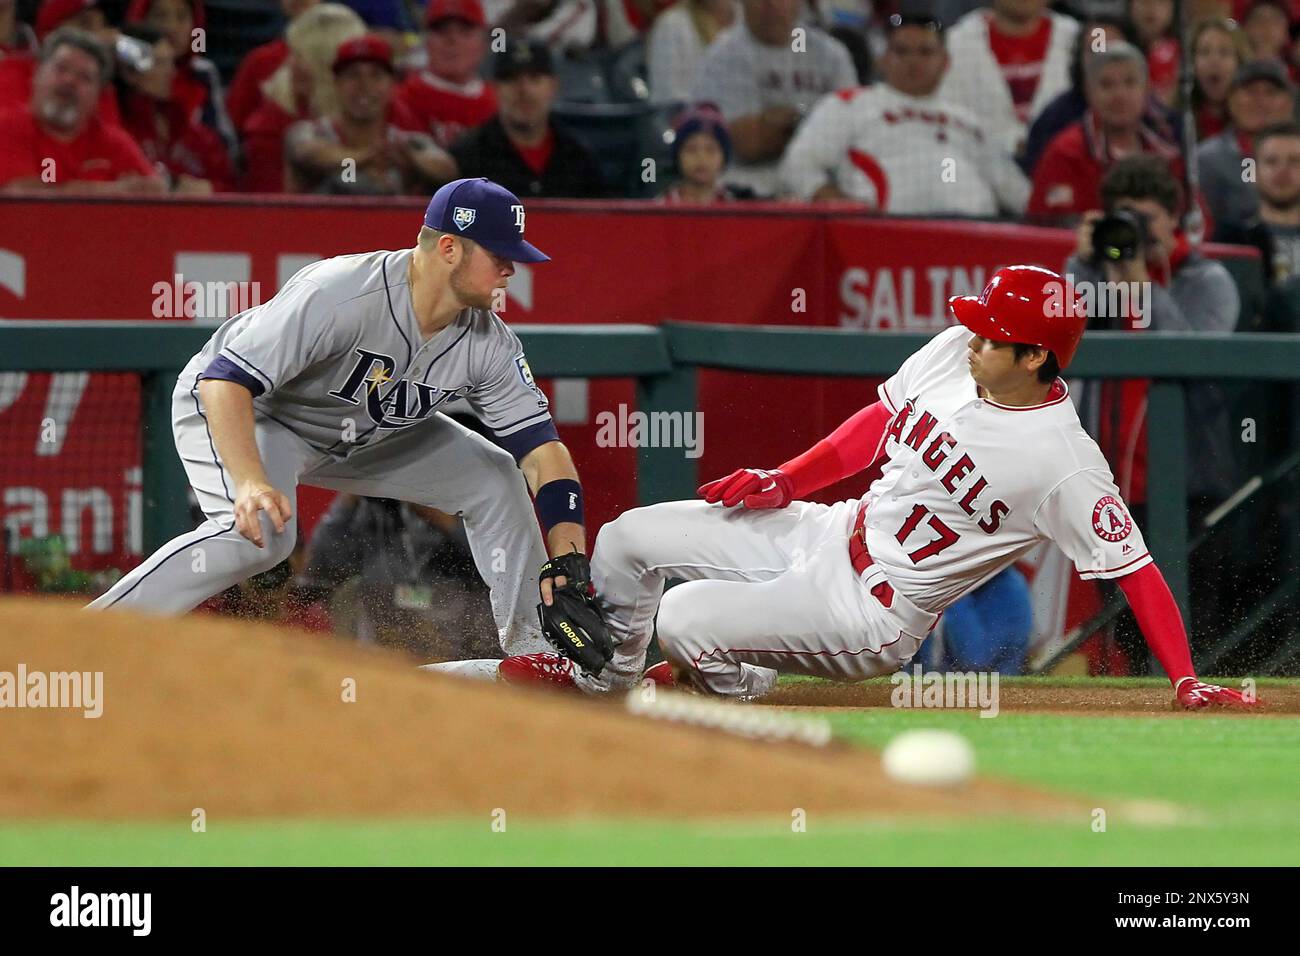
[1065,154,1240,668]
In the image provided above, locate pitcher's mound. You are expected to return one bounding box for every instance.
[1,598,1077,822]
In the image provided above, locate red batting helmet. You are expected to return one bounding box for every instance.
[948,265,1086,369]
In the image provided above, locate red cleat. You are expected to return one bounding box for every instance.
[642,661,677,688]
[498,653,577,690]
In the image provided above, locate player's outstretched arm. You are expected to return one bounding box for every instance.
[197,378,293,549]
[699,399,893,509]
[519,440,587,601]
[1116,563,1258,709]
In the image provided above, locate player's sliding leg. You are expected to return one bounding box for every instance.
[301,412,550,656]
[87,408,318,613]
[585,498,847,693]
[644,507,935,698]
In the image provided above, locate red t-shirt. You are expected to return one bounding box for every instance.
[515,128,555,175]
[394,72,497,148]
[0,108,156,187]
[987,14,1052,123]
[119,93,235,191]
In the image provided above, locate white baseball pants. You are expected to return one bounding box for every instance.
[591,498,940,698]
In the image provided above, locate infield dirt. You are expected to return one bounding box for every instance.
[0,598,1088,823]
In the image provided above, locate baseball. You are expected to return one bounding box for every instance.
[881,730,975,787]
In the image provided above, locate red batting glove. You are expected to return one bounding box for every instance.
[698,468,794,509]
[1174,677,1258,710]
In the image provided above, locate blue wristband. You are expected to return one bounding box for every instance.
[535,479,584,533]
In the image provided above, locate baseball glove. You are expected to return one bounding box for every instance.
[536,552,614,677]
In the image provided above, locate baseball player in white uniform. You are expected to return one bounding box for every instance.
[89,178,591,657]
[501,265,1256,709]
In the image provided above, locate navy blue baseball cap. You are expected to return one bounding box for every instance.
[422,178,550,263]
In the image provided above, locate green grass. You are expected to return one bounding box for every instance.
[3,679,1297,866]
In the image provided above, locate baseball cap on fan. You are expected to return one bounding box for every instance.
[426,0,486,27]
[423,178,550,263]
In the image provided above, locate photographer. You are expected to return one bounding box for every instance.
[1066,155,1241,665]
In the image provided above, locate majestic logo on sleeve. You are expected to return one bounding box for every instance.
[452,206,476,230]
[1091,496,1133,542]
[328,348,471,429]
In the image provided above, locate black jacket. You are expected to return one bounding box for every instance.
[449,115,608,199]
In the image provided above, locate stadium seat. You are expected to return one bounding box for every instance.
[201,0,287,84]
[605,40,650,103]
[551,100,680,198]
[1216,252,1267,331]
[555,54,609,104]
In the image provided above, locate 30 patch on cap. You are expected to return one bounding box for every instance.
[1092,495,1132,542]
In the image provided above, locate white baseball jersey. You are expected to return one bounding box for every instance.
[864,324,1150,613]
[589,324,1151,698]
[778,85,1029,215]
[691,21,857,196]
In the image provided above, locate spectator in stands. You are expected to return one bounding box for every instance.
[691,0,856,197]
[35,0,111,41]
[484,0,600,53]
[448,38,607,196]
[1216,121,1300,283]
[1067,155,1239,508]
[0,28,165,193]
[647,0,737,103]
[1022,14,1159,177]
[114,22,234,192]
[1028,42,1182,222]
[394,0,497,149]
[1200,59,1296,239]
[659,101,752,201]
[780,13,1029,215]
[937,0,1079,163]
[226,0,319,132]
[1070,156,1245,665]
[294,495,498,658]
[0,0,37,59]
[239,2,366,192]
[1242,0,1295,74]
[1129,0,1179,104]
[125,0,237,159]
[0,0,118,118]
[285,34,454,194]
[612,0,679,45]
[1180,17,1251,141]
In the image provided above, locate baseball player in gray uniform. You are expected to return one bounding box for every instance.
[89,178,588,656]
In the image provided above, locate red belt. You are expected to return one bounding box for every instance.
[849,503,895,609]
